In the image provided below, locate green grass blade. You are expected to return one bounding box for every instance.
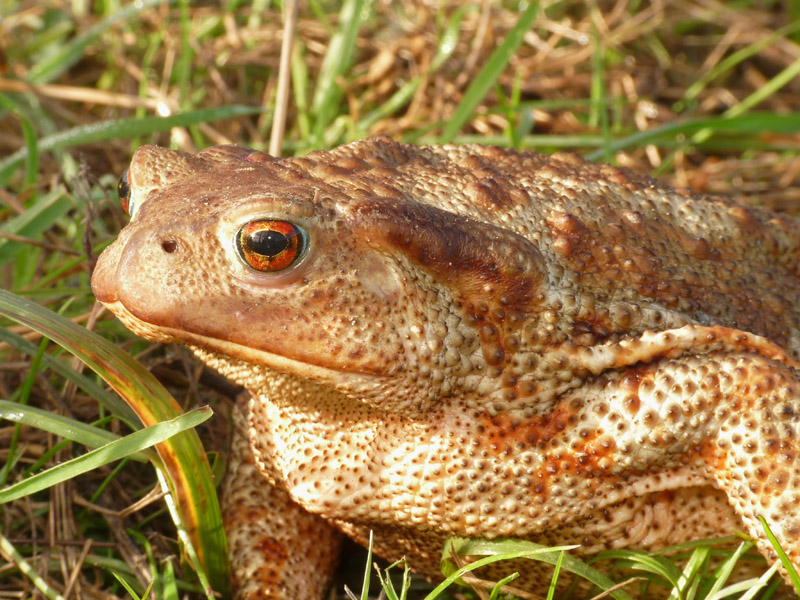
[677,20,800,111]
[359,530,374,600]
[0,327,137,424]
[162,557,179,600]
[760,515,800,593]
[175,0,194,110]
[594,549,682,588]
[441,538,636,600]
[111,572,147,600]
[0,530,66,600]
[431,6,477,71]
[86,554,145,595]
[0,336,46,489]
[702,542,753,598]
[589,9,611,161]
[440,2,539,143]
[310,0,370,144]
[359,76,422,133]
[489,572,519,600]
[707,565,779,600]
[585,112,800,161]
[0,105,262,183]
[291,43,311,140]
[0,289,230,596]
[434,538,598,600]
[725,56,800,120]
[0,400,148,462]
[0,188,73,263]
[0,408,210,504]
[20,112,39,189]
[545,550,565,600]
[27,0,170,84]
[668,546,709,600]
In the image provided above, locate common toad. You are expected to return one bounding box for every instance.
[92,136,800,598]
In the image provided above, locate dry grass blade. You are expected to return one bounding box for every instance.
[269,0,299,157]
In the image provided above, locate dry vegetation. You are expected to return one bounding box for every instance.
[1,0,800,598]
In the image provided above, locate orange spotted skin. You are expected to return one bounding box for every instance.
[92,136,800,597]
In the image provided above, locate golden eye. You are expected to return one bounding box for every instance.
[118,170,131,214]
[236,220,307,272]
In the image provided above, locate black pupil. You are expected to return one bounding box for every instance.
[118,171,130,201]
[249,229,289,257]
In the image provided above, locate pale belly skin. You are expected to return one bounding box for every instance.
[91,137,800,598]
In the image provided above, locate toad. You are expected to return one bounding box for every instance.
[92,136,800,598]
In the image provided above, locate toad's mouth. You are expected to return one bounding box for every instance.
[100,299,382,389]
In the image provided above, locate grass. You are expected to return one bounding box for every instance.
[1,0,799,598]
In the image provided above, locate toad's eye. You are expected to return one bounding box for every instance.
[118,170,131,214]
[236,220,308,272]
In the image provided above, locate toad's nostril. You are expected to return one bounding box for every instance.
[161,240,178,253]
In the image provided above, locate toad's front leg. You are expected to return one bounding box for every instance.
[697,352,800,578]
[223,402,342,599]
[557,325,800,577]
[599,348,800,581]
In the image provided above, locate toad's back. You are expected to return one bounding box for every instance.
[290,138,800,353]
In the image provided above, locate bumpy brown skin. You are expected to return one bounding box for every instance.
[92,136,800,598]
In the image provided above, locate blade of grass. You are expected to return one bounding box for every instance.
[310,0,370,146]
[359,76,422,133]
[175,0,193,110]
[545,550,565,600]
[0,188,73,263]
[290,41,311,140]
[488,572,520,600]
[707,565,779,600]
[27,250,107,291]
[27,0,169,84]
[435,539,595,600]
[0,530,66,600]
[0,105,262,183]
[667,546,709,600]
[589,6,612,162]
[442,538,636,600]
[111,573,153,600]
[440,1,539,143]
[20,108,39,190]
[374,558,411,600]
[585,112,800,161]
[0,408,210,504]
[0,289,230,596]
[594,549,682,589]
[726,58,800,120]
[0,400,148,461]
[85,451,132,503]
[653,56,800,175]
[759,516,800,593]
[0,327,137,424]
[676,20,800,112]
[431,5,477,71]
[359,530,374,600]
[0,337,47,488]
[161,556,179,600]
[702,542,754,598]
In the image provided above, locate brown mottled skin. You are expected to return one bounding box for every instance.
[92,136,800,598]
